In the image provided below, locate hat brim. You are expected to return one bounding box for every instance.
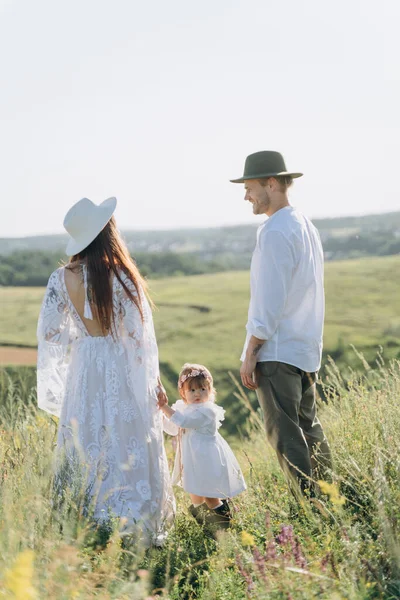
[65,197,117,256]
[230,171,303,183]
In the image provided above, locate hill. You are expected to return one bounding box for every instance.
[1,255,399,434]
[1,210,400,263]
[1,254,399,355]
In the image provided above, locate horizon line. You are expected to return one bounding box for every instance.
[2,208,400,241]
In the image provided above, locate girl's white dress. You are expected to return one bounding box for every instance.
[37,266,175,545]
[163,400,247,498]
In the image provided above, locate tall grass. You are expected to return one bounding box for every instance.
[0,359,400,599]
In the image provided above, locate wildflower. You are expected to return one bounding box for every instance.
[276,524,294,546]
[318,480,346,507]
[241,530,256,547]
[265,539,277,561]
[275,525,307,568]
[292,539,307,569]
[235,554,254,593]
[320,552,331,572]
[341,526,350,541]
[3,549,37,599]
[252,546,268,585]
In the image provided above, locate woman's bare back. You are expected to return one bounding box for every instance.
[64,263,111,337]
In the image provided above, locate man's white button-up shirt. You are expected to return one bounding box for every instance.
[241,206,325,373]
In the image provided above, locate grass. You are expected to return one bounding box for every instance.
[1,255,399,357]
[1,359,400,598]
[1,255,400,433]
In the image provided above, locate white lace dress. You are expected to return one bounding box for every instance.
[37,266,175,545]
[163,400,247,499]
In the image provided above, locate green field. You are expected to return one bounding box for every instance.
[2,254,399,361]
[2,255,400,434]
[1,255,400,597]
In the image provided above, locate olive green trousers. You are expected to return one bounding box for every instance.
[255,361,332,494]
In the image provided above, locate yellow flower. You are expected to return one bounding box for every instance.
[3,550,37,599]
[241,531,256,546]
[318,480,346,506]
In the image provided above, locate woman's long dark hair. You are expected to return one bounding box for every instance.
[67,216,150,335]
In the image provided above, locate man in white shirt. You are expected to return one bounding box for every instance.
[231,151,332,496]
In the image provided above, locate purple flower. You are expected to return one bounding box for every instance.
[236,554,254,594]
[275,524,307,568]
[292,539,307,569]
[276,525,294,546]
[320,552,330,572]
[265,539,277,561]
[252,546,268,585]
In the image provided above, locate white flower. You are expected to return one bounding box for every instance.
[178,369,211,388]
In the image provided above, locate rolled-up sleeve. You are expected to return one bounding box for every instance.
[246,230,295,341]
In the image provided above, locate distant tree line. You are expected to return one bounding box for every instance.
[322,232,400,260]
[0,250,251,287]
[0,230,399,286]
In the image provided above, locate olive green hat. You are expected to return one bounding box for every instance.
[230,151,303,183]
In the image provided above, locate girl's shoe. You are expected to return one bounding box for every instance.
[206,500,232,530]
[188,503,208,525]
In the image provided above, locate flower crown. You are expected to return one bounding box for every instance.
[178,369,211,389]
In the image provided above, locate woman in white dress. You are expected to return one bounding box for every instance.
[37,197,174,546]
[159,363,246,528]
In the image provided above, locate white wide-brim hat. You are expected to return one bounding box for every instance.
[63,197,117,256]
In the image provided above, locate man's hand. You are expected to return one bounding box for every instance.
[240,354,258,390]
[240,336,265,390]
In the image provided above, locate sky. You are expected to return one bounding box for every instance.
[0,0,398,237]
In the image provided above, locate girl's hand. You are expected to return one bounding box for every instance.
[157,394,168,409]
[156,377,168,408]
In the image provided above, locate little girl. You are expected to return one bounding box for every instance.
[158,363,246,527]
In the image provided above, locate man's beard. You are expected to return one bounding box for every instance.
[254,195,271,215]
